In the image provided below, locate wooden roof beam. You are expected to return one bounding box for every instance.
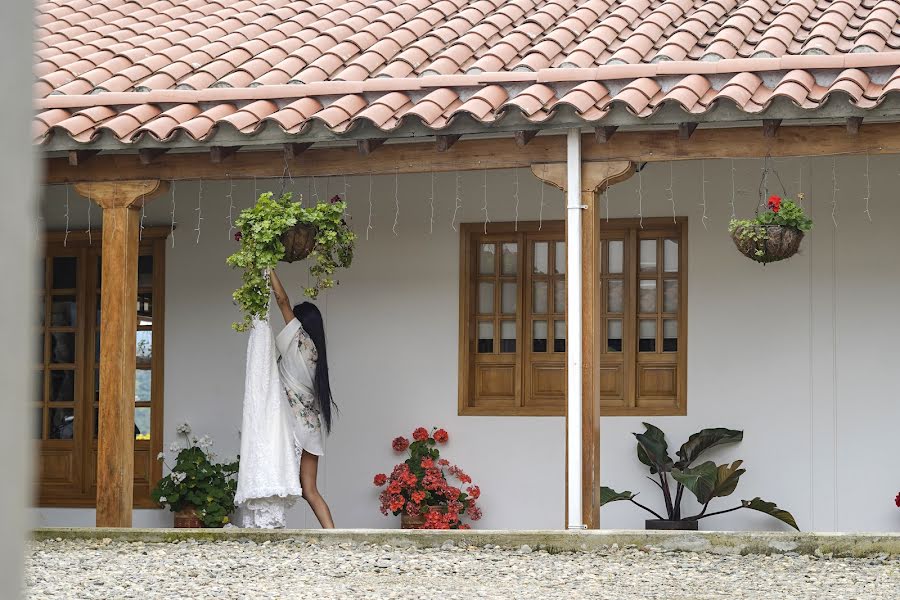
[68,149,100,166]
[436,134,462,152]
[514,130,539,147]
[762,119,781,138]
[846,117,863,135]
[678,122,698,140]
[357,138,386,156]
[138,148,169,165]
[210,145,241,163]
[284,142,312,160]
[594,126,618,143]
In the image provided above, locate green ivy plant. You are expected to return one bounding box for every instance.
[226,192,356,331]
[151,425,239,528]
[601,423,799,530]
[729,194,813,258]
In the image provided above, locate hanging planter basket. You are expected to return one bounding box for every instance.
[280,222,318,263]
[730,224,804,264]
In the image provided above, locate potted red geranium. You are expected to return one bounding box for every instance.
[373,427,482,530]
[729,193,812,263]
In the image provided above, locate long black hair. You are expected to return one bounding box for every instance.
[293,301,335,432]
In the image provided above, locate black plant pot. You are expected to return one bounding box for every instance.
[645,519,698,531]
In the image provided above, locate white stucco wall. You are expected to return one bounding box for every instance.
[33,152,900,533]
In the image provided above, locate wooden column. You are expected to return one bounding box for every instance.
[73,180,169,527]
[531,161,634,529]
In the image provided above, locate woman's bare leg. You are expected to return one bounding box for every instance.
[300,450,335,529]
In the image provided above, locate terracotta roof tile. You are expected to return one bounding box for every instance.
[33,0,900,146]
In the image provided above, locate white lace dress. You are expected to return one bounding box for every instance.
[234,316,302,529]
[275,318,325,457]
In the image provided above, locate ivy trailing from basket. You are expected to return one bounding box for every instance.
[226,192,356,331]
[729,194,813,263]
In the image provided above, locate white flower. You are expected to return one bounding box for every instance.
[171,471,186,484]
[197,435,213,451]
[159,496,167,503]
[169,442,180,453]
[156,452,164,461]
[176,423,192,435]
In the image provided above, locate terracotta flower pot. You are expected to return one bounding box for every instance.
[280,223,317,263]
[731,224,804,264]
[174,505,203,528]
[401,505,447,529]
[645,519,698,531]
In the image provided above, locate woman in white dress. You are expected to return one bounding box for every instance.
[269,269,336,529]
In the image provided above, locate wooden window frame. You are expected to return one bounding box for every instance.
[458,218,687,417]
[36,228,166,508]
[458,221,566,417]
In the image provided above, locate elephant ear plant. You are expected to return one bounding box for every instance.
[601,423,799,530]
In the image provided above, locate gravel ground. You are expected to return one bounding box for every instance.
[26,537,900,600]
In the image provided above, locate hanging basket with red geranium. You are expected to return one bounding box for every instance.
[373,427,482,530]
[729,193,813,264]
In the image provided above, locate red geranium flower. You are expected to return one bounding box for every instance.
[895,492,900,508]
[392,436,409,452]
[373,473,387,486]
[387,481,402,495]
[421,457,434,469]
[234,231,242,242]
[411,491,426,504]
[767,195,782,213]
[467,485,480,499]
[433,429,449,443]
[412,427,429,442]
[330,194,342,204]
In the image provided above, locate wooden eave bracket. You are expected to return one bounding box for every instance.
[210,145,241,163]
[283,142,312,160]
[514,130,539,147]
[594,126,618,143]
[678,122,698,140]
[846,117,863,135]
[762,119,781,138]
[138,148,169,165]
[436,134,462,152]
[68,149,100,166]
[357,138,386,156]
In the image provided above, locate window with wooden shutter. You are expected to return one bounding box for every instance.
[459,222,565,416]
[459,218,686,417]
[35,230,166,507]
[598,218,687,416]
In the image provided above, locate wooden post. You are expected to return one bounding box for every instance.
[531,161,634,529]
[73,180,169,527]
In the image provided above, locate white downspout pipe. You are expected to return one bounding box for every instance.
[566,128,585,530]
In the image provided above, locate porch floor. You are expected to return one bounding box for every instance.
[27,530,900,599]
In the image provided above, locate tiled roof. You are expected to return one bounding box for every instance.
[35,0,900,149]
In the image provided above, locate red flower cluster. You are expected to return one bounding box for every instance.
[330,194,342,204]
[373,427,482,529]
[767,195,782,213]
[895,492,900,508]
[234,231,242,242]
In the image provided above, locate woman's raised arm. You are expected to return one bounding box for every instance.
[269,269,295,325]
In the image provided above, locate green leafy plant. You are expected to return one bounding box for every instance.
[226,192,356,331]
[601,423,799,530]
[151,424,239,528]
[729,194,812,258]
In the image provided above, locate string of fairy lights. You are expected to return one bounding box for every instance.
[55,153,882,246]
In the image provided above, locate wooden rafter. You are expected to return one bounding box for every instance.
[846,117,863,135]
[44,122,900,184]
[678,122,698,140]
[762,119,782,138]
[210,145,241,163]
[436,134,462,152]
[138,148,169,165]
[67,149,100,166]
[594,126,618,143]
[283,142,312,160]
[357,138,386,155]
[514,130,539,147]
